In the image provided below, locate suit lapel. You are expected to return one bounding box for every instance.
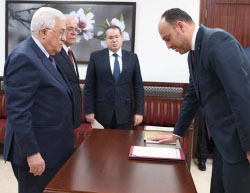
[61,48,72,66]
[194,26,205,86]
[42,56,72,97]
[103,49,127,83]
[30,38,72,97]
[188,51,199,100]
[71,51,80,78]
[188,52,195,83]
[103,49,114,81]
[119,50,128,83]
[61,49,78,77]
[56,64,73,99]
[192,26,205,101]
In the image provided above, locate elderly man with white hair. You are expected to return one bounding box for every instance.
[3,7,75,193]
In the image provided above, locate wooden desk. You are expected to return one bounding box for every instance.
[44,129,197,193]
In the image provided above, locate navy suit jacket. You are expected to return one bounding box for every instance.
[4,36,74,169]
[174,25,250,164]
[84,48,144,125]
[244,46,250,60]
[54,48,82,128]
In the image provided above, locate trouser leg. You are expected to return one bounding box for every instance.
[11,163,58,193]
[210,147,225,193]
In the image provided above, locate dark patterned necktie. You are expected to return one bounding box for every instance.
[49,55,57,70]
[191,51,195,65]
[113,53,120,82]
[190,51,195,78]
[68,49,74,66]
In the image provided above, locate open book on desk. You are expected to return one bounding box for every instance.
[129,146,185,161]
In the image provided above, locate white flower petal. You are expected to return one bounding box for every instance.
[97,31,103,36]
[122,31,130,41]
[83,31,94,40]
[75,35,81,43]
[69,11,77,17]
[111,18,125,31]
[86,12,95,20]
[106,19,110,26]
[101,41,107,48]
[111,18,120,25]
[77,8,84,17]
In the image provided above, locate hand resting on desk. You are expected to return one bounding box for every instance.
[148,134,179,144]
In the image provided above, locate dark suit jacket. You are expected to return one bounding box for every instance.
[54,48,82,128]
[244,46,250,60]
[3,36,74,169]
[174,25,250,164]
[84,48,144,125]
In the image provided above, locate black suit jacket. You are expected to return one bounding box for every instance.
[54,48,82,128]
[174,25,250,164]
[84,48,144,125]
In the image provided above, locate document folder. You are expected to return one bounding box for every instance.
[129,146,185,161]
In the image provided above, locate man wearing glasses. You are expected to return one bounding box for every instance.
[3,7,74,193]
[84,25,144,130]
[54,15,82,129]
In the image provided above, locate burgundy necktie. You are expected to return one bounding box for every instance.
[68,49,74,66]
[191,51,195,78]
[191,51,195,66]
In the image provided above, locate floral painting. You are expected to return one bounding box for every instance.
[6,1,136,64]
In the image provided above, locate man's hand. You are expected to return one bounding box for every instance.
[246,151,250,164]
[148,134,179,143]
[134,114,143,126]
[85,113,95,124]
[27,153,45,176]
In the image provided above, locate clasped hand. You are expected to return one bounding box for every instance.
[27,152,45,176]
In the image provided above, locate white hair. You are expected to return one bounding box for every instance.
[30,7,65,34]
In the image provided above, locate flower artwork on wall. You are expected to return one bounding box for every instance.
[6,1,136,64]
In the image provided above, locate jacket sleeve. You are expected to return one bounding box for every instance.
[84,53,96,114]
[132,54,144,115]
[174,75,199,137]
[4,53,40,157]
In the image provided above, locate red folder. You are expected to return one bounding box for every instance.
[129,146,186,161]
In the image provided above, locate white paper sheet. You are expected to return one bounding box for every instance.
[144,126,174,132]
[132,146,181,159]
[91,119,104,129]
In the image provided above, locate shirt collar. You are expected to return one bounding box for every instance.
[109,48,122,57]
[31,35,50,58]
[63,43,70,53]
[191,25,199,51]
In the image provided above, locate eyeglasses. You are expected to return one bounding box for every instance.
[106,35,121,41]
[66,27,81,35]
[46,28,66,38]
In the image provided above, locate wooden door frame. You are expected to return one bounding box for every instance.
[200,0,207,25]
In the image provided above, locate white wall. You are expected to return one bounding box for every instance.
[0,1,5,76]
[0,0,200,83]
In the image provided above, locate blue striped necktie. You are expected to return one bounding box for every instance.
[113,53,120,82]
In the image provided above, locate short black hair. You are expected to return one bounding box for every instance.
[161,8,193,24]
[104,25,122,37]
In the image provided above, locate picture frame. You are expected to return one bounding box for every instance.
[6,1,136,64]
